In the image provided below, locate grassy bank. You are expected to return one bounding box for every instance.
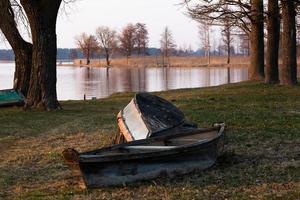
[0,82,299,200]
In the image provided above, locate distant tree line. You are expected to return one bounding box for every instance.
[0,49,15,60]
[75,23,150,66]
[0,47,191,61]
[76,23,235,66]
[0,46,250,62]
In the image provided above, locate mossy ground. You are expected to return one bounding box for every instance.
[0,81,299,200]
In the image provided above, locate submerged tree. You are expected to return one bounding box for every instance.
[96,26,117,66]
[221,17,234,64]
[238,32,250,56]
[160,26,176,66]
[76,33,99,65]
[198,21,211,64]
[135,23,149,56]
[119,24,137,62]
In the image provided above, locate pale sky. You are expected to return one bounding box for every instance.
[0,0,200,50]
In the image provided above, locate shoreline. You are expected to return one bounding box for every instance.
[69,63,249,69]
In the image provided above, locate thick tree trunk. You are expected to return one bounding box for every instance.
[14,43,32,96]
[265,0,280,84]
[21,0,62,110]
[249,0,265,80]
[0,0,32,96]
[280,1,298,85]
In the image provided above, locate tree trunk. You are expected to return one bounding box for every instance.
[21,0,62,110]
[0,0,32,96]
[280,1,298,85]
[227,43,231,64]
[106,54,110,66]
[265,0,280,84]
[105,49,110,66]
[87,48,90,65]
[14,43,32,96]
[249,0,265,80]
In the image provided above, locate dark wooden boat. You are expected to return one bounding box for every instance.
[114,93,198,144]
[63,123,225,189]
[0,89,25,107]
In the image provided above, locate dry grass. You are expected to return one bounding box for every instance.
[0,82,299,199]
[73,56,249,68]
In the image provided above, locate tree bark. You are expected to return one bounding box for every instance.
[106,54,110,66]
[0,0,32,96]
[280,1,298,85]
[227,42,231,64]
[265,0,280,84]
[249,0,265,80]
[21,0,62,110]
[87,47,90,65]
[14,43,32,97]
[105,48,110,66]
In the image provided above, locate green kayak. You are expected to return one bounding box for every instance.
[0,89,25,107]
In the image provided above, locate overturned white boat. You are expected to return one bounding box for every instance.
[114,93,198,144]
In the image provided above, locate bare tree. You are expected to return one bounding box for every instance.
[183,0,265,80]
[119,23,136,62]
[238,32,250,56]
[160,26,176,66]
[135,23,149,56]
[198,21,211,64]
[222,18,234,64]
[76,33,99,65]
[280,0,298,85]
[96,26,117,66]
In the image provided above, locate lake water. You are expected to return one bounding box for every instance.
[0,63,248,100]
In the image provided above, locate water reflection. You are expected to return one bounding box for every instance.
[0,63,248,100]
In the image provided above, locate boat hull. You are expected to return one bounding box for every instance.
[63,124,225,189]
[80,141,219,188]
[0,89,24,107]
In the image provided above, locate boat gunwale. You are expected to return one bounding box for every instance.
[79,124,225,163]
[82,124,223,155]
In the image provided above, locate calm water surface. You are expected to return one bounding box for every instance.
[0,63,248,100]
